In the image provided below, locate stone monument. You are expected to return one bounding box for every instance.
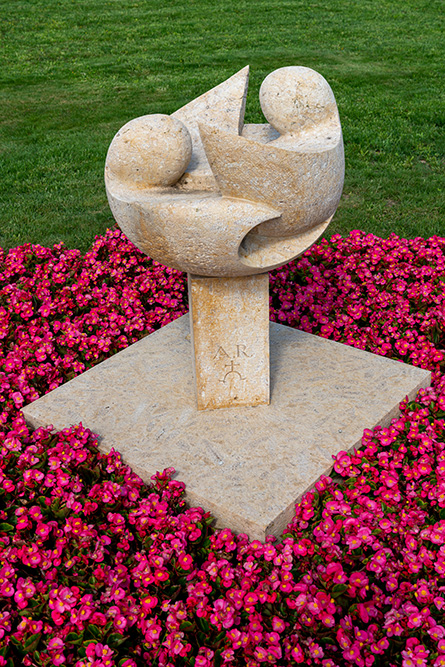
[104,66,344,409]
[23,67,430,540]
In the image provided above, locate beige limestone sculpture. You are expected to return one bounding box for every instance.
[105,66,345,410]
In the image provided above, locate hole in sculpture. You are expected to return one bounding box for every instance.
[238,219,332,270]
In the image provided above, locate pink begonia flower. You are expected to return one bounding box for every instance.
[210,599,235,629]
[178,553,193,570]
[17,578,35,599]
[320,612,336,627]
[337,627,351,649]
[113,614,127,631]
[291,643,305,662]
[342,643,361,663]
[28,619,43,634]
[111,586,126,601]
[51,610,66,626]
[145,622,162,643]
[407,611,424,628]
[35,521,52,539]
[48,637,64,651]
[429,625,445,640]
[13,590,28,610]
[195,658,212,667]
[89,612,107,626]
[140,594,158,610]
[254,645,269,662]
[308,641,324,659]
[11,391,24,408]
[271,616,286,633]
[0,582,14,598]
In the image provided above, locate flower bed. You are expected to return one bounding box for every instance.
[0,228,445,667]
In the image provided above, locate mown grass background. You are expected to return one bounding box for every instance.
[0,0,443,252]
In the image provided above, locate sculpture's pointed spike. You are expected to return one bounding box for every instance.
[173,66,249,132]
[172,66,250,179]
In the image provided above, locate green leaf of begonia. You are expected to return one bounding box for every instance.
[197,631,208,645]
[107,633,128,647]
[32,651,43,666]
[179,621,195,632]
[196,617,209,633]
[331,583,348,597]
[214,630,227,646]
[0,523,14,532]
[24,633,41,652]
[320,636,336,645]
[9,636,24,652]
[85,625,102,640]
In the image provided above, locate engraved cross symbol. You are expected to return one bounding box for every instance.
[219,359,246,383]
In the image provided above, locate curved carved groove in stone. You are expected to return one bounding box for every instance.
[106,184,282,276]
[241,123,280,144]
[238,218,332,269]
[171,66,249,192]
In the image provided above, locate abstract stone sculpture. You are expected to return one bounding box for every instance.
[105,66,345,410]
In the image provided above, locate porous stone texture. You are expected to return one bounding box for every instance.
[198,123,342,240]
[172,66,249,191]
[23,315,431,541]
[105,187,280,277]
[241,123,280,143]
[188,273,270,410]
[106,114,192,188]
[105,65,344,278]
[259,66,339,136]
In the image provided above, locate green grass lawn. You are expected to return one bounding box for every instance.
[0,0,443,252]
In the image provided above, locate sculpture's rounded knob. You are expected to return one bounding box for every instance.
[106,114,192,188]
[259,66,337,136]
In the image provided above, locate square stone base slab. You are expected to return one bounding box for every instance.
[23,315,430,541]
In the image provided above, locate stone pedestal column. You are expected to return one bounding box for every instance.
[188,273,270,410]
